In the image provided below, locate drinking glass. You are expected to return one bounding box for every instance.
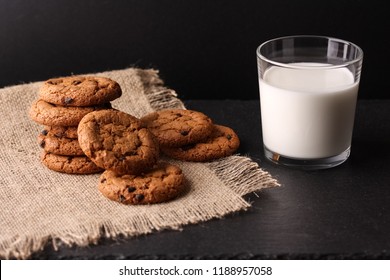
[257,35,363,169]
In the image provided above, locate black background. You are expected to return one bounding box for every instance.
[0,0,388,99]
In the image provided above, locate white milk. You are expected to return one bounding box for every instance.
[259,63,359,159]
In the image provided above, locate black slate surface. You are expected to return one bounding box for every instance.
[31,99,390,259]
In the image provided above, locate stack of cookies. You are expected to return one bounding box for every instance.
[29,76,122,174]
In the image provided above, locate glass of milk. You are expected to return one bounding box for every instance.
[256,35,363,169]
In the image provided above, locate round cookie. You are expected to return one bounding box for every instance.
[140,109,214,147]
[39,76,122,106]
[77,109,159,175]
[40,152,103,174]
[161,125,240,162]
[43,126,78,139]
[38,133,84,156]
[98,162,186,205]
[29,99,111,126]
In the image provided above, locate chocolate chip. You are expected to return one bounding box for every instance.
[135,194,144,202]
[64,97,74,105]
[100,178,107,183]
[180,130,189,136]
[127,186,136,192]
[41,129,48,136]
[72,80,82,85]
[39,140,45,148]
[48,79,62,85]
[226,134,232,140]
[119,195,126,203]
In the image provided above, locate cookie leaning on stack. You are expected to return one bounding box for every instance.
[77,109,160,175]
[29,76,122,174]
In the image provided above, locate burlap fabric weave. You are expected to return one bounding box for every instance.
[0,68,279,259]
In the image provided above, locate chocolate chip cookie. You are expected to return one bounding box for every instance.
[29,99,111,126]
[77,109,159,175]
[98,162,186,204]
[161,125,240,161]
[42,126,78,139]
[140,109,214,147]
[39,76,122,106]
[38,133,84,156]
[40,152,103,174]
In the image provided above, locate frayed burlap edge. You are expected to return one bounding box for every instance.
[137,68,186,111]
[205,155,280,196]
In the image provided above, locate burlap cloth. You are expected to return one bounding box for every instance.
[0,68,279,259]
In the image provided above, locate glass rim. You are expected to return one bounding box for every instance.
[256,35,364,70]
